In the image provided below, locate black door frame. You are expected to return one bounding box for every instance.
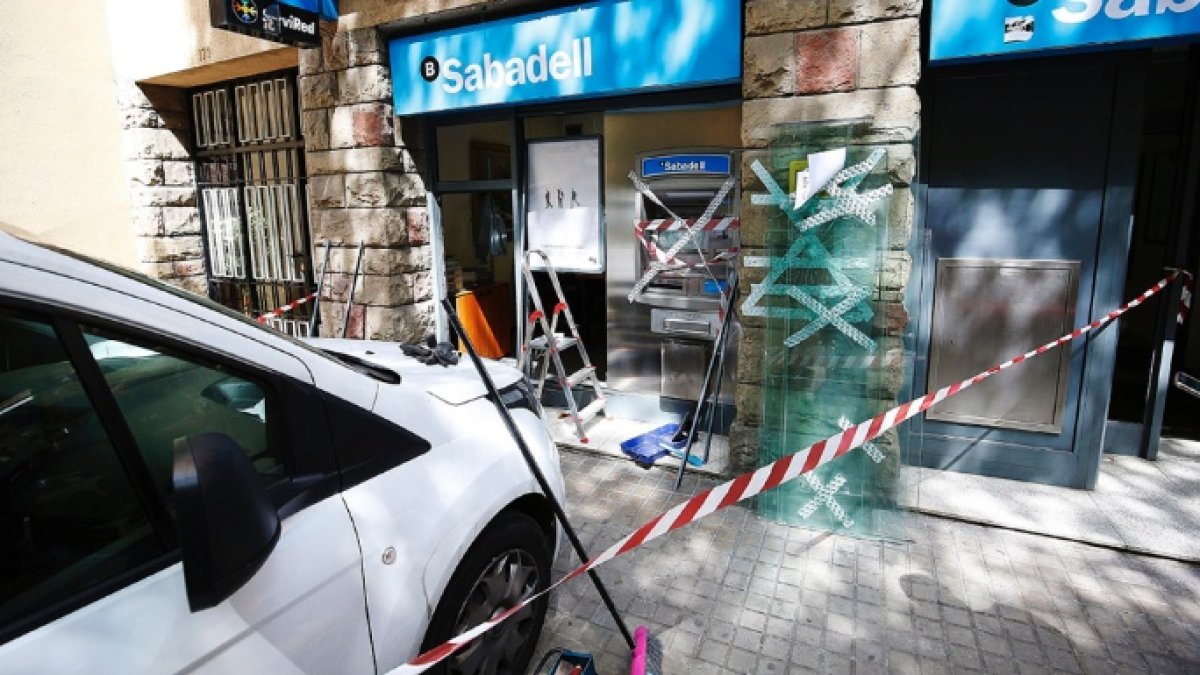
[1139,47,1200,460]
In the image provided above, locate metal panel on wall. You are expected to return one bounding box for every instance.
[927,259,1080,433]
[910,56,1144,488]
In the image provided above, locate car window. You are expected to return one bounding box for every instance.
[80,328,286,502]
[22,237,360,373]
[0,310,168,635]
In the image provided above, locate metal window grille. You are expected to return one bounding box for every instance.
[192,71,314,336]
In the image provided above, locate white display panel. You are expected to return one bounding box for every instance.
[525,137,604,273]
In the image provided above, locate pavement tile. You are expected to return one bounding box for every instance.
[920,660,952,675]
[826,611,855,637]
[1015,660,1055,675]
[757,656,787,673]
[790,644,826,670]
[741,592,772,615]
[531,451,1200,675]
[942,607,972,627]
[1011,638,1045,663]
[707,618,735,644]
[825,632,854,656]
[697,639,728,666]
[887,649,920,674]
[1143,652,1188,675]
[945,624,976,647]
[764,617,792,640]
[1044,647,1082,673]
[731,627,760,652]
[825,652,855,675]
[725,646,756,672]
[947,644,982,669]
[915,617,944,640]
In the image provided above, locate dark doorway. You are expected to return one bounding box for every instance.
[1108,47,1200,450]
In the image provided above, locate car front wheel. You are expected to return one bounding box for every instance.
[420,512,551,675]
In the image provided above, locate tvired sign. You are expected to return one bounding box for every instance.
[389,0,741,115]
[931,0,1200,62]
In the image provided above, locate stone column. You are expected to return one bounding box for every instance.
[117,81,205,295]
[299,28,435,340]
[732,0,922,474]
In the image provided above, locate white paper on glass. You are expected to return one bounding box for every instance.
[525,138,603,273]
[794,147,848,209]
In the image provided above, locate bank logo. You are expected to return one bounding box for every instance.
[262,4,280,34]
[1005,15,1036,42]
[424,39,594,95]
[421,56,440,82]
[233,0,258,23]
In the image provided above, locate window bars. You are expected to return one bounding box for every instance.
[192,72,314,337]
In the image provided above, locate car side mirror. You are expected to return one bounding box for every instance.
[173,432,280,612]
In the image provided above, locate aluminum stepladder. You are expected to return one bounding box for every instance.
[519,249,606,442]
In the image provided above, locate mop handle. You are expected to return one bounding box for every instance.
[629,626,648,675]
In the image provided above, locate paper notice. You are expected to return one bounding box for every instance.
[794,147,847,209]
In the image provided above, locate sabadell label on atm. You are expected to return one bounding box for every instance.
[641,154,732,178]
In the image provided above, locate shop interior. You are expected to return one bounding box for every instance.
[430,100,741,431]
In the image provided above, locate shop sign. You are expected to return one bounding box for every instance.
[279,0,337,20]
[389,0,742,115]
[931,0,1200,63]
[210,0,337,48]
[641,154,732,178]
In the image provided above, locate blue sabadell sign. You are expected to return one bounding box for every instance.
[641,154,732,178]
[932,0,1200,63]
[388,0,742,115]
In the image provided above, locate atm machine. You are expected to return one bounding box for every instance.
[607,149,739,411]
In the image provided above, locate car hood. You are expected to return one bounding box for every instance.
[304,338,521,405]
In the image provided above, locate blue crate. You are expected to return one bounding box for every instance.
[620,423,704,467]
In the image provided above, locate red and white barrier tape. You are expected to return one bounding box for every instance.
[391,270,1191,675]
[637,217,740,233]
[255,292,317,323]
[634,218,740,268]
[626,172,736,301]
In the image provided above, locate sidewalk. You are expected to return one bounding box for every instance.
[901,438,1200,563]
[532,448,1200,674]
[550,407,1200,562]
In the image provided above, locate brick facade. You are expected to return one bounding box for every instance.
[732,0,923,473]
[299,28,436,340]
[117,81,206,295]
[113,0,922,473]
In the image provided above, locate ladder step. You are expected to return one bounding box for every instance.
[566,366,596,388]
[530,333,577,352]
[575,397,607,423]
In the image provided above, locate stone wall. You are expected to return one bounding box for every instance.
[732,0,922,473]
[117,81,206,295]
[299,29,435,340]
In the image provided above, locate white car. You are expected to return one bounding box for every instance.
[0,230,564,675]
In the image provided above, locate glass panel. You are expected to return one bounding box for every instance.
[436,120,512,181]
[82,329,281,502]
[0,310,165,630]
[743,119,918,540]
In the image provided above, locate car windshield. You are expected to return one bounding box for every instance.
[5,232,366,375]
